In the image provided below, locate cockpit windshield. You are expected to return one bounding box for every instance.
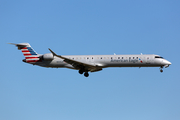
[155,56,164,59]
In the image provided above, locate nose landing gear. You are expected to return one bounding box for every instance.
[160,66,163,73]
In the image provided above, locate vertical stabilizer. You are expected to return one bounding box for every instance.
[9,43,40,63]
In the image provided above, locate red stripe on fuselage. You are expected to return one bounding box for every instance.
[22,50,29,52]
[23,54,32,56]
[26,60,41,63]
[25,57,39,59]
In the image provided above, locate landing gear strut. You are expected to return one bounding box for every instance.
[160,66,163,73]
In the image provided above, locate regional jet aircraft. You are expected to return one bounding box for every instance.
[10,43,171,77]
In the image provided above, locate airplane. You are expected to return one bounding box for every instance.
[9,43,171,77]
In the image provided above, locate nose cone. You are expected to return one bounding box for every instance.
[162,60,172,65]
[167,61,172,65]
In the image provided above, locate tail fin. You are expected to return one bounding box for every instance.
[9,43,40,63]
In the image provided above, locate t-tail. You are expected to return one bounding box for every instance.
[9,43,41,63]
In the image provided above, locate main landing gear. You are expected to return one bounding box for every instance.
[84,72,89,77]
[79,69,89,77]
[79,69,84,74]
[160,66,163,73]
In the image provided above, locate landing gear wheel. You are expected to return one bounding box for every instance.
[84,72,89,77]
[160,69,163,73]
[79,69,84,74]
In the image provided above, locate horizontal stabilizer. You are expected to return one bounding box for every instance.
[8,43,31,49]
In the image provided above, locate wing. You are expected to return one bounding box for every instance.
[48,48,102,72]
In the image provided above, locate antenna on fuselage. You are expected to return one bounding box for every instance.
[141,53,143,55]
[114,53,116,55]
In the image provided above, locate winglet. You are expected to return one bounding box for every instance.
[48,48,58,56]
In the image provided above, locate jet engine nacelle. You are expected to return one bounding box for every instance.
[42,53,54,61]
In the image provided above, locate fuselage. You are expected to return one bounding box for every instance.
[10,43,171,77]
[34,54,171,69]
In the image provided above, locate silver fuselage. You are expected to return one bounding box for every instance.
[10,43,171,77]
[32,54,171,70]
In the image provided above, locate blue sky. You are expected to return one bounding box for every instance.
[1,0,180,120]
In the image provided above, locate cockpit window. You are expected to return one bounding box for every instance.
[155,56,164,59]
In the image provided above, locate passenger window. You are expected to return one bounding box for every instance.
[122,57,123,59]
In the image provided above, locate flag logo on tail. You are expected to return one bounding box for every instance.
[21,47,40,63]
[9,43,41,63]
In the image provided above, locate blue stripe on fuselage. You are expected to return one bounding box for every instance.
[27,47,37,55]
